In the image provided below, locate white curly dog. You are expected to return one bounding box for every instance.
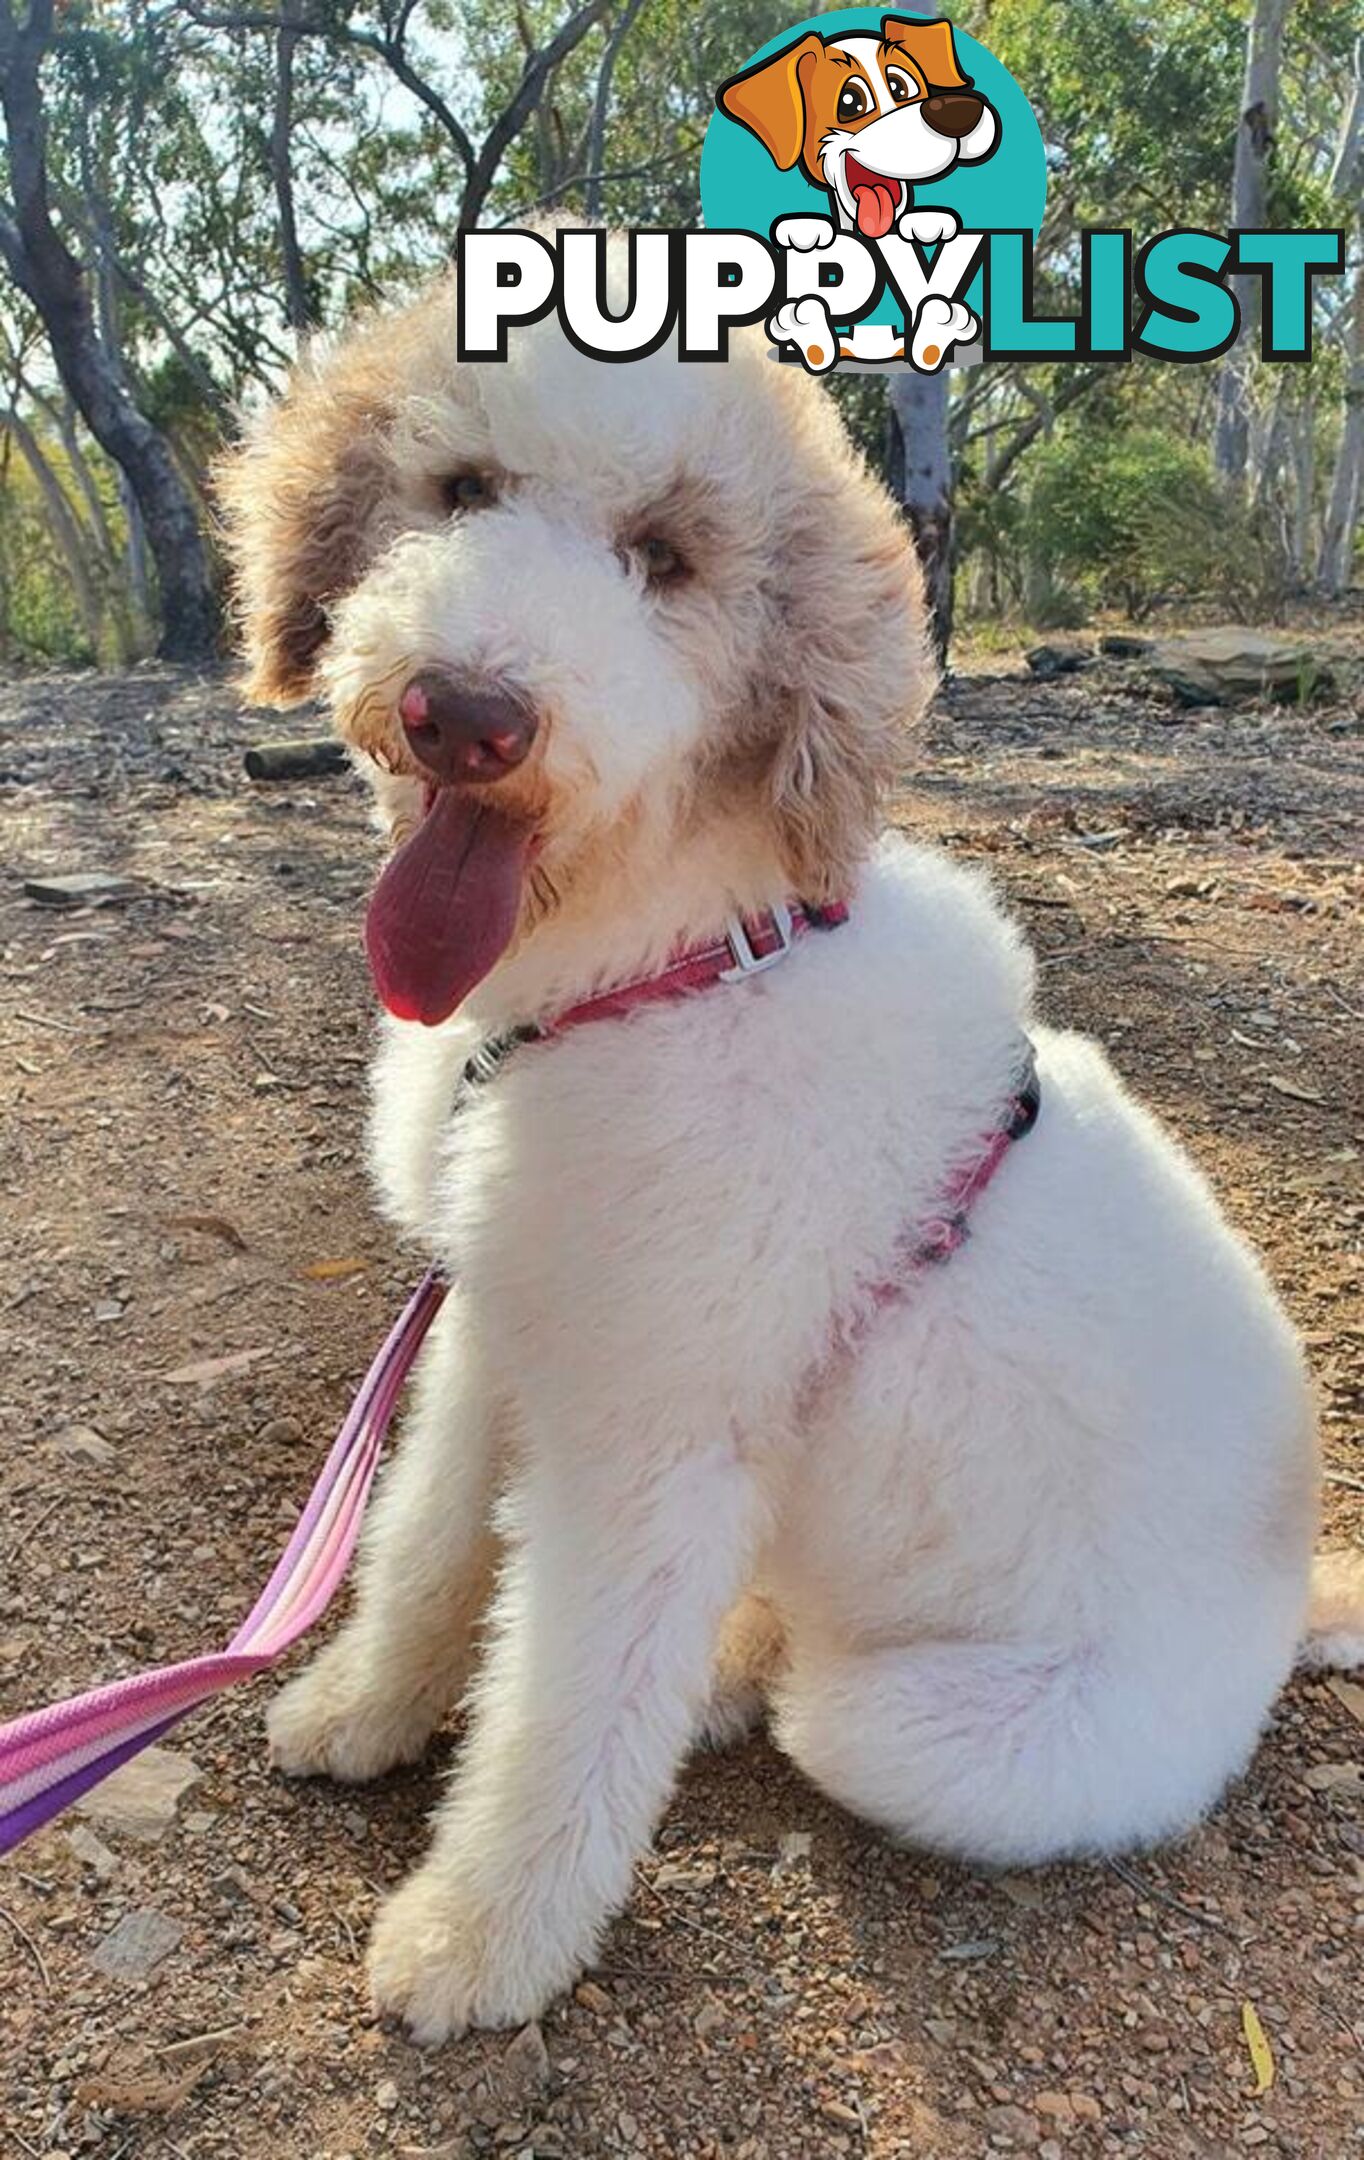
[220,244,1360,2043]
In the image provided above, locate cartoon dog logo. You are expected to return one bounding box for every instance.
[717,15,1000,370]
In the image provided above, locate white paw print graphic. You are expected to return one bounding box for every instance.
[767,295,839,374]
[773,215,837,253]
[897,207,962,248]
[910,295,979,372]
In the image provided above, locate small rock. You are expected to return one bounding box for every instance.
[984,2103,1040,2147]
[500,2022,550,2100]
[1303,1761,1363,1795]
[66,1825,119,1880]
[940,1937,1000,1961]
[90,1908,183,1980]
[995,1873,1047,1910]
[375,2078,400,2112]
[924,2019,958,2045]
[574,1980,613,2015]
[259,1414,305,1447]
[694,2001,726,2040]
[93,1300,125,1323]
[772,1830,814,1875]
[1327,1677,1364,1728]
[25,871,141,907]
[653,1859,718,1891]
[1035,2092,1074,2121]
[45,1423,118,1468]
[76,1746,202,1841]
[1069,2094,1102,2123]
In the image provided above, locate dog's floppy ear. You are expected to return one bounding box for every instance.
[717,34,823,171]
[215,339,398,707]
[882,15,971,90]
[765,429,931,900]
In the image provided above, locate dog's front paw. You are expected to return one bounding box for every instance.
[910,296,979,372]
[897,206,961,247]
[767,296,838,374]
[773,214,836,253]
[368,1868,577,2044]
[267,1644,444,1784]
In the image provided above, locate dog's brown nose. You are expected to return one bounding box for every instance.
[398,672,537,784]
[922,91,985,138]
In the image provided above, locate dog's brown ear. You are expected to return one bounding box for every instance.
[881,16,970,90]
[215,340,397,708]
[766,435,930,900]
[717,34,823,171]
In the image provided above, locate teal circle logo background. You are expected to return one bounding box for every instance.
[700,9,1048,326]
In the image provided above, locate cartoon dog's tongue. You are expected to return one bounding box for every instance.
[846,158,900,240]
[365,790,532,1027]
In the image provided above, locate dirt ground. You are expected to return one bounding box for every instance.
[1,640,1361,2160]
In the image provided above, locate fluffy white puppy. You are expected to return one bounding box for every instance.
[219,247,1358,2044]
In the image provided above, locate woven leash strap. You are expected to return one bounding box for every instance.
[0,1268,448,1857]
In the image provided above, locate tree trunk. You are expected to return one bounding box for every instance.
[2,404,106,653]
[888,370,954,666]
[1290,403,1316,581]
[271,10,317,335]
[0,0,219,661]
[1318,38,1364,594]
[1214,0,1292,486]
[584,0,647,220]
[1319,281,1363,594]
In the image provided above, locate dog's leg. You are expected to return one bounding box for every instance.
[367,1433,762,2039]
[267,1295,501,1783]
[773,1635,1254,1866]
[696,1591,785,1748]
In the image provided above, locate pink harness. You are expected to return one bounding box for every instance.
[0,902,1036,1856]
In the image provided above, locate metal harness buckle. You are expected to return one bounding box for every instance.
[719,903,794,982]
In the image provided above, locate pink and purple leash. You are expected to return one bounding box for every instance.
[0,1268,448,1857]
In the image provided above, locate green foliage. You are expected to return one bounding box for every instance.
[0,457,92,663]
[1021,425,1291,620]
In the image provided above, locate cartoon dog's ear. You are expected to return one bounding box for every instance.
[717,34,824,171]
[215,339,397,707]
[882,15,971,90]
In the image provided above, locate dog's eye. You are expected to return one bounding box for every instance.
[885,67,917,106]
[439,471,498,515]
[836,80,870,123]
[636,536,688,586]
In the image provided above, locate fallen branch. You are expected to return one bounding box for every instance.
[243,739,347,781]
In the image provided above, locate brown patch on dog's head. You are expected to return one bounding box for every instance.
[689,362,930,901]
[765,489,927,897]
[215,298,445,707]
[717,15,971,191]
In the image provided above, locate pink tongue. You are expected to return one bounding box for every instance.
[365,791,531,1027]
[853,181,898,239]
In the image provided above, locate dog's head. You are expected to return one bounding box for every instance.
[718,15,998,238]
[217,244,929,1025]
